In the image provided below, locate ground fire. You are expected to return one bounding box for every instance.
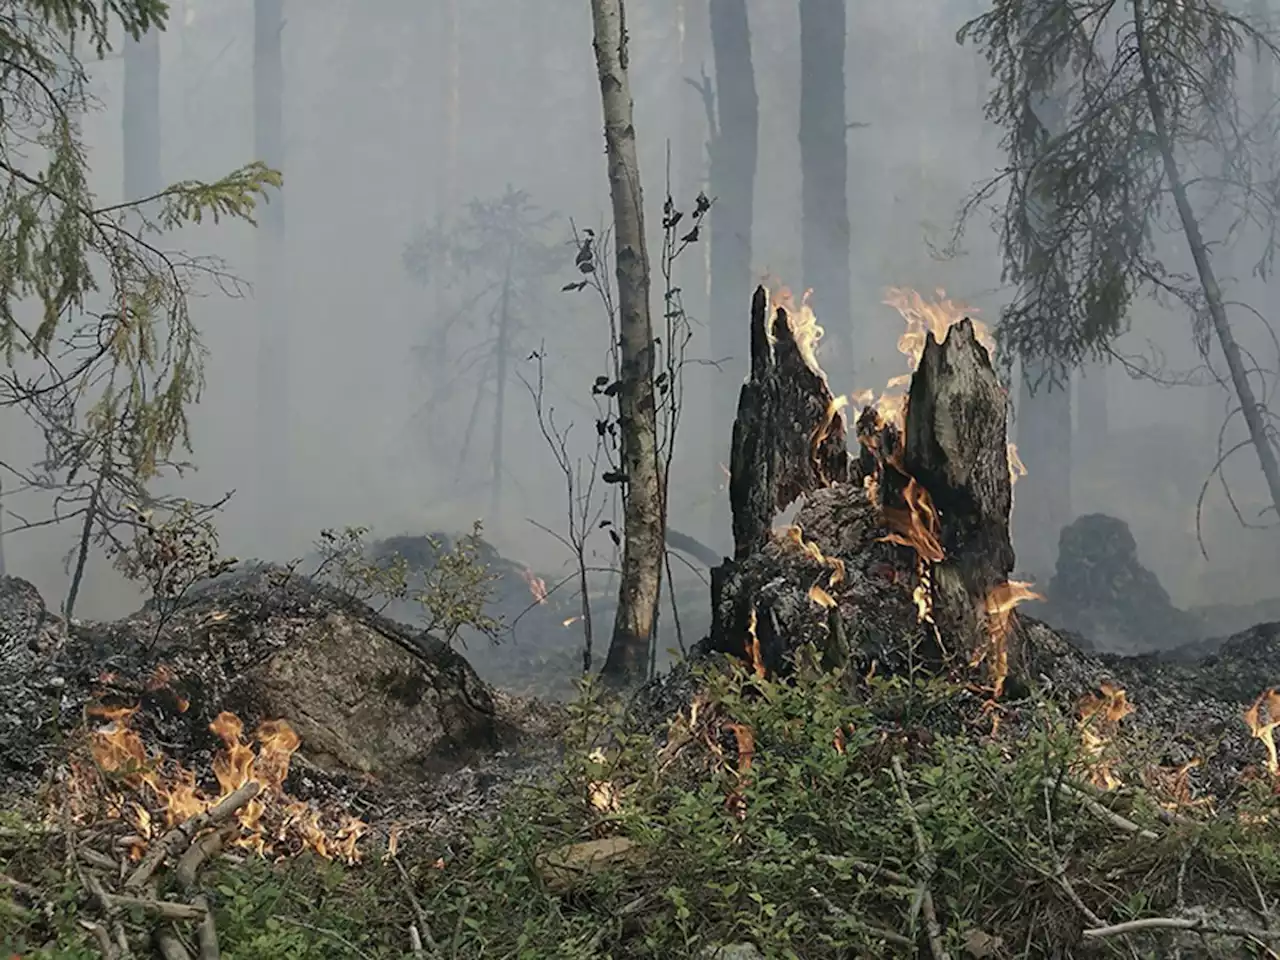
[72,703,367,865]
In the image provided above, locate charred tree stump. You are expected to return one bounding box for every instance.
[707,292,1028,694]
[902,320,1022,690]
[728,286,849,558]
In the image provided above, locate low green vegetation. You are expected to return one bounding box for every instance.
[4,648,1278,958]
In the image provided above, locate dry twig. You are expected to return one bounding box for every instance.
[394,856,442,955]
[809,885,916,949]
[126,780,260,891]
[891,756,952,960]
[1083,917,1280,942]
[1045,777,1159,841]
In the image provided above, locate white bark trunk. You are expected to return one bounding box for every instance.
[590,0,665,687]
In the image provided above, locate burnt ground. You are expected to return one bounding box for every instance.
[1,526,1276,852]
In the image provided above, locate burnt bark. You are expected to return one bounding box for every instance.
[729,286,849,558]
[707,296,1027,690]
[904,320,1019,677]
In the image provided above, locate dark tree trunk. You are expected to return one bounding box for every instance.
[254,0,288,551]
[1075,359,1108,460]
[728,287,849,559]
[707,0,758,542]
[123,28,161,203]
[489,247,514,521]
[1014,361,1072,583]
[798,0,852,381]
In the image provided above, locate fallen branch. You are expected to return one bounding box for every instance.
[394,854,441,955]
[154,926,192,960]
[1083,916,1280,942]
[126,780,260,891]
[78,917,121,960]
[809,886,916,949]
[0,871,44,902]
[174,827,228,960]
[891,756,952,960]
[98,891,207,921]
[79,847,118,871]
[813,854,913,889]
[1045,777,1159,841]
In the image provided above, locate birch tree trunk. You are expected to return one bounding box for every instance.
[590,0,665,687]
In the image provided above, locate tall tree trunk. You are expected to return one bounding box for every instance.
[1014,0,1075,583]
[1133,0,1280,525]
[590,0,665,688]
[707,0,757,543]
[123,27,161,203]
[798,0,851,380]
[1014,362,1072,582]
[1075,358,1108,460]
[489,245,514,521]
[677,0,710,328]
[254,0,288,552]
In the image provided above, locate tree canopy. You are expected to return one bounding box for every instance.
[0,1,279,560]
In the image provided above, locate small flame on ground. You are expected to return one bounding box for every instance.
[1244,687,1280,777]
[77,706,365,863]
[1077,683,1135,791]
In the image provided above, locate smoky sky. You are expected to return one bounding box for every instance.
[2,0,1276,623]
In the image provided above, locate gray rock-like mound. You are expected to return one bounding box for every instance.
[0,566,500,787]
[1035,513,1200,654]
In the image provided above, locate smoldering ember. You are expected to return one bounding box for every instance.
[4,2,1280,960]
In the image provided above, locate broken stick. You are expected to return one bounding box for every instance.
[890,756,952,960]
[126,780,260,891]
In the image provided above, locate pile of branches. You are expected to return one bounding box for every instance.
[2,782,259,960]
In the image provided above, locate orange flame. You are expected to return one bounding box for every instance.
[78,706,365,864]
[520,568,548,605]
[976,581,1042,697]
[1077,684,1135,791]
[879,476,945,565]
[769,287,826,380]
[1244,687,1280,777]
[745,606,766,679]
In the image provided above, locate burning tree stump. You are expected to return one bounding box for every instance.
[706,287,1031,693]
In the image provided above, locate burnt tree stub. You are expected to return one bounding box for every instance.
[902,320,1020,680]
[711,294,1030,692]
[728,286,849,560]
